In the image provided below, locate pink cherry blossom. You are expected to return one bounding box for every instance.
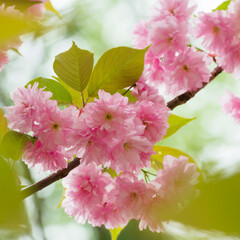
[34,107,74,148]
[135,100,169,143]
[110,132,153,174]
[164,48,212,94]
[112,173,155,221]
[5,83,57,133]
[150,0,196,23]
[216,42,240,76]
[23,140,68,172]
[194,11,234,54]
[148,18,188,57]
[222,90,240,124]
[82,90,129,132]
[153,155,200,201]
[62,163,113,224]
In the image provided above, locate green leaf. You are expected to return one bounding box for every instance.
[26,77,72,104]
[0,108,9,142]
[53,76,95,108]
[109,227,123,240]
[172,173,240,236]
[88,46,149,97]
[53,41,94,92]
[213,0,231,11]
[151,146,196,171]
[0,156,29,232]
[44,1,62,19]
[0,131,30,161]
[163,114,195,140]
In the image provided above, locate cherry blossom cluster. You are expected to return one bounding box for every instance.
[132,0,212,95]
[194,0,240,76]
[62,155,199,232]
[0,1,46,71]
[5,81,200,231]
[5,83,73,171]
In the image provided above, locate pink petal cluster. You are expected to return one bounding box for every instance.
[62,155,199,231]
[194,0,240,76]
[5,83,74,171]
[5,84,199,232]
[139,155,200,232]
[222,90,240,124]
[69,89,169,174]
[132,0,212,95]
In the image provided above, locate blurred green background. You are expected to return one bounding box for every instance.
[1,0,240,239]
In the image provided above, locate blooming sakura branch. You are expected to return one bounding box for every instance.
[1,0,240,238]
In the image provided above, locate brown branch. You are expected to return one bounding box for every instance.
[20,66,223,200]
[167,66,223,110]
[21,157,81,200]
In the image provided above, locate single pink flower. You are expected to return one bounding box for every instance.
[194,11,234,54]
[135,100,169,143]
[5,83,57,133]
[110,133,153,174]
[112,173,155,221]
[148,18,188,57]
[34,107,74,148]
[150,0,196,23]
[82,90,129,132]
[62,163,113,224]
[153,155,200,201]
[23,140,68,172]
[216,42,240,75]
[164,48,212,94]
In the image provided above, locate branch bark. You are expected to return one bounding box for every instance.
[167,66,223,110]
[21,66,224,200]
[21,157,81,200]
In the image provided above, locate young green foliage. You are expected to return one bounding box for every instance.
[88,46,149,97]
[0,131,30,161]
[27,77,73,104]
[163,114,195,140]
[213,0,232,11]
[53,41,94,92]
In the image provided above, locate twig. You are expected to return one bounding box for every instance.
[20,66,224,200]
[167,66,223,110]
[21,157,81,199]
[122,84,137,96]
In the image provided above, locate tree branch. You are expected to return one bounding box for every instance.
[167,66,223,110]
[21,157,81,200]
[20,66,224,200]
